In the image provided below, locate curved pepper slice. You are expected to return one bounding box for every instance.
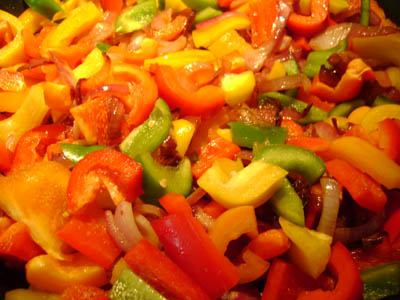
[360,104,400,133]
[311,58,375,103]
[155,64,225,116]
[67,149,143,214]
[114,0,157,33]
[59,143,107,166]
[24,0,63,20]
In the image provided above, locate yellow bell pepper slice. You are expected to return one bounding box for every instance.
[41,2,102,52]
[18,8,47,33]
[5,289,60,300]
[172,119,196,157]
[0,90,27,113]
[216,128,233,141]
[267,61,286,80]
[279,217,332,279]
[26,253,108,293]
[387,67,400,92]
[165,0,189,11]
[361,104,400,132]
[329,136,400,189]
[43,82,72,113]
[73,48,105,80]
[209,205,258,254]
[110,257,129,285]
[144,49,216,69]
[198,158,287,208]
[0,10,26,67]
[192,15,250,48]
[347,105,371,124]
[221,70,255,107]
[0,84,49,150]
[208,29,251,58]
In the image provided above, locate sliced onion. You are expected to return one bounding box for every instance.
[309,23,352,50]
[105,210,130,252]
[257,74,311,93]
[244,42,275,72]
[134,201,166,218]
[316,177,341,236]
[134,213,160,248]
[195,11,246,30]
[50,52,77,88]
[187,187,207,205]
[314,122,340,141]
[114,201,143,251]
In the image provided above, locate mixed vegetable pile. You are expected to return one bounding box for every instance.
[0,0,399,299]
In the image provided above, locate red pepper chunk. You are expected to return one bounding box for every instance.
[311,58,375,103]
[60,284,110,300]
[152,212,241,300]
[100,0,123,12]
[297,242,363,300]
[125,239,210,300]
[67,149,143,214]
[0,142,12,173]
[154,64,225,116]
[378,118,400,164]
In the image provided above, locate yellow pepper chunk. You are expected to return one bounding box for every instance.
[0,90,27,113]
[387,67,400,91]
[192,16,250,48]
[208,30,251,58]
[360,104,400,132]
[267,61,286,80]
[73,48,105,80]
[221,71,255,107]
[216,128,233,142]
[198,158,287,208]
[18,8,47,33]
[41,2,102,52]
[111,258,129,285]
[329,136,400,189]
[279,217,332,279]
[347,105,371,124]
[5,289,60,300]
[144,49,216,69]
[43,82,72,113]
[165,0,189,11]
[172,119,196,157]
[0,10,26,67]
[26,253,108,293]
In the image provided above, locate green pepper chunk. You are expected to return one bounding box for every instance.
[303,40,348,78]
[24,0,63,20]
[136,153,192,204]
[59,144,107,165]
[96,43,112,53]
[110,268,167,300]
[259,92,329,125]
[120,98,172,160]
[372,95,397,107]
[228,122,287,149]
[329,98,366,117]
[115,0,158,33]
[361,262,400,300]
[282,59,300,98]
[253,144,326,184]
[360,0,370,26]
[194,7,222,24]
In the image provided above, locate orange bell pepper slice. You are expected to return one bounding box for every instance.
[0,69,25,92]
[247,229,290,260]
[377,118,400,164]
[0,141,12,173]
[100,0,123,12]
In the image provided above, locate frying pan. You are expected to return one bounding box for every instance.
[0,0,399,299]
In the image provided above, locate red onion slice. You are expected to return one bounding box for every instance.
[317,177,340,236]
[114,201,143,251]
[105,210,131,252]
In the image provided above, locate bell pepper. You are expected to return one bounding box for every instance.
[154,64,225,116]
[299,0,349,15]
[372,94,396,107]
[67,149,143,214]
[72,48,105,81]
[0,10,26,67]
[0,161,70,260]
[287,0,329,37]
[10,124,66,173]
[384,198,400,243]
[279,217,332,279]
[5,289,60,300]
[0,90,27,113]
[172,119,196,157]
[0,69,26,92]
[120,98,171,159]
[311,58,375,103]
[360,0,370,26]
[248,229,290,260]
[0,142,12,173]
[165,0,189,12]
[60,284,109,300]
[192,14,250,48]
[24,0,63,20]
[43,82,72,113]
[124,239,210,300]
[303,40,347,78]
[360,104,400,133]
[329,98,365,117]
[221,71,255,107]
[152,212,241,299]
[59,144,107,166]
[326,159,387,212]
[208,29,250,58]
[58,204,122,270]
[26,253,108,293]
[253,144,326,184]
[236,248,270,284]
[110,268,167,300]
[259,92,329,125]
[347,105,371,124]
[297,242,363,300]
[198,158,287,208]
[114,0,157,33]
[100,0,123,13]
[328,136,400,189]
[361,262,400,300]
[18,8,46,34]
[181,0,219,11]
[228,121,287,149]
[195,7,222,23]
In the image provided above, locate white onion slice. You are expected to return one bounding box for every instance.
[134,213,160,248]
[105,210,130,252]
[114,201,143,250]
[309,23,352,50]
[316,177,340,236]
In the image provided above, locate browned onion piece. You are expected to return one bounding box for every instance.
[187,187,207,205]
[50,52,77,88]
[257,74,311,93]
[348,24,398,39]
[106,96,125,140]
[314,122,340,141]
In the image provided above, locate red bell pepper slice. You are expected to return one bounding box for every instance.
[100,0,123,13]
[0,221,44,262]
[67,149,143,214]
[384,190,400,243]
[378,118,400,164]
[249,0,278,48]
[152,212,241,299]
[154,64,225,116]
[297,242,363,300]
[287,0,329,37]
[60,284,110,300]
[124,239,210,300]
[10,124,66,173]
[325,159,387,213]
[58,204,122,270]
[0,142,12,173]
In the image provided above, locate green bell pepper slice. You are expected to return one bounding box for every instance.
[329,98,366,117]
[59,143,107,165]
[372,95,397,107]
[303,40,348,78]
[120,98,172,160]
[361,262,400,300]
[360,0,370,26]
[259,92,329,125]
[24,0,63,20]
[253,144,326,184]
[115,0,158,33]
[135,152,192,204]
[282,59,300,98]
[228,122,287,149]
[110,268,167,300]
[194,7,222,24]
[96,43,112,53]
